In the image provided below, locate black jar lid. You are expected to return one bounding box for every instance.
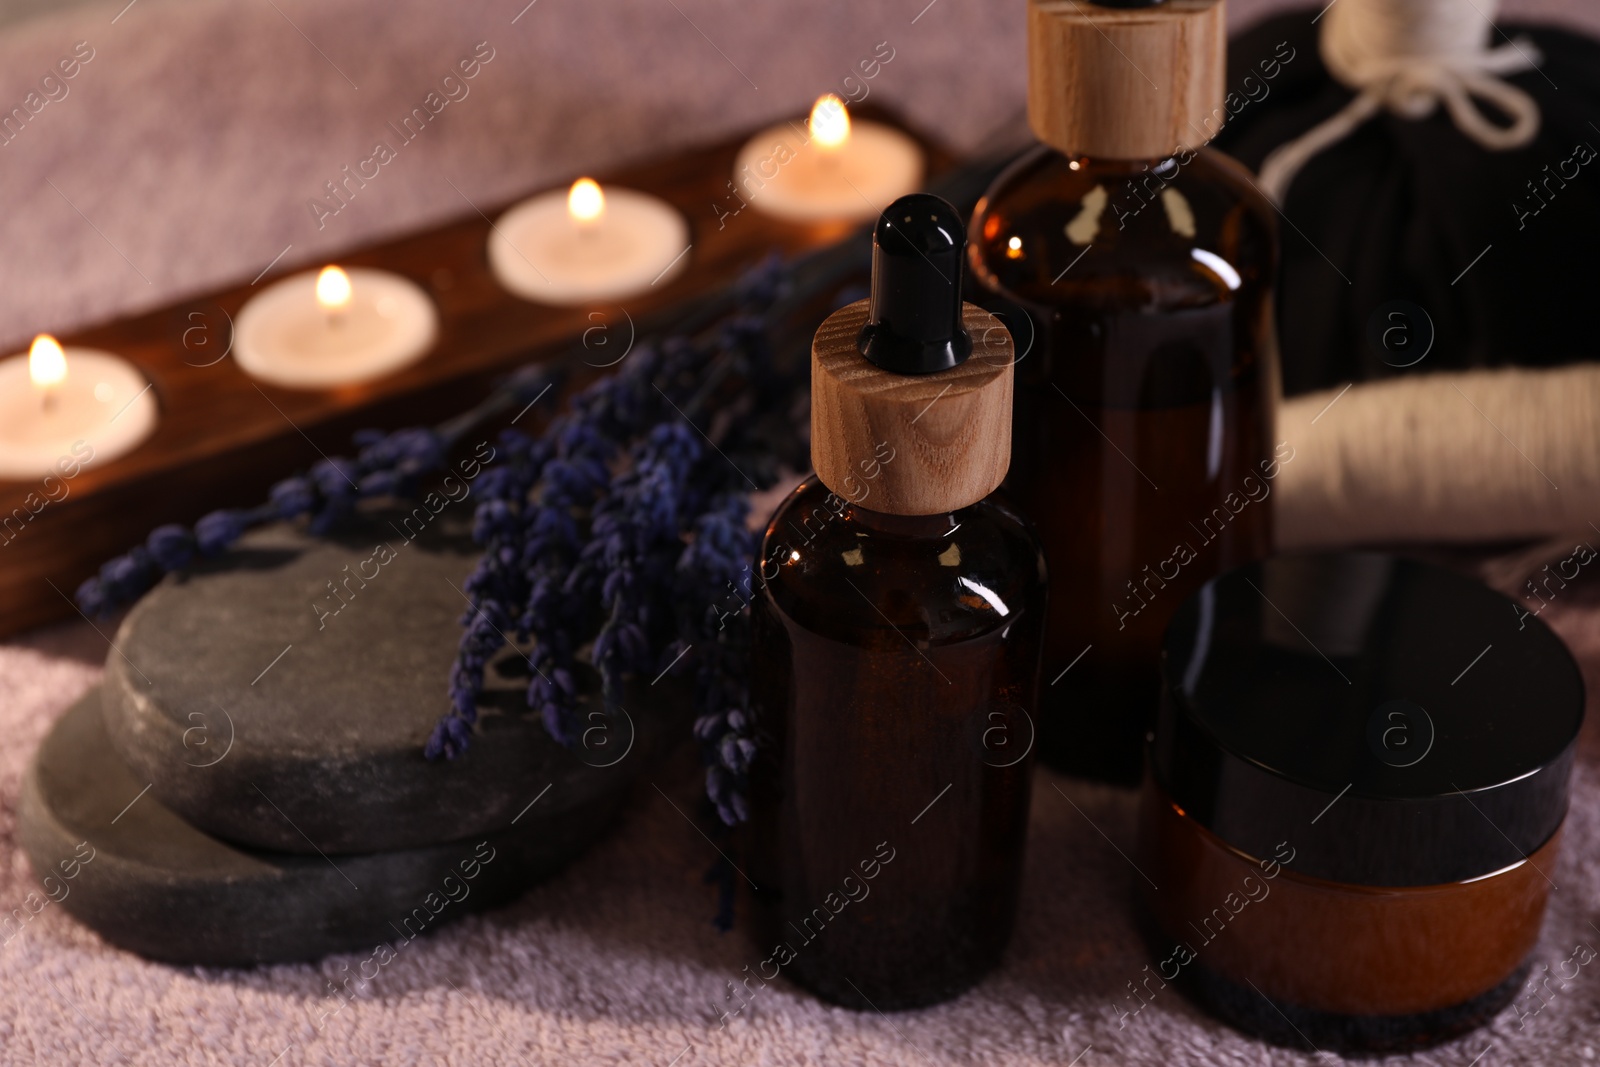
[1154,552,1585,887]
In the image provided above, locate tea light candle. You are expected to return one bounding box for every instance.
[730,96,924,224]
[0,335,157,480]
[234,266,438,390]
[489,178,691,305]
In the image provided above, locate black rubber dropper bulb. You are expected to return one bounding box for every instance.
[857,193,972,376]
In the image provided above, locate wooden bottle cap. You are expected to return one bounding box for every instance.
[811,300,1013,516]
[1028,0,1226,161]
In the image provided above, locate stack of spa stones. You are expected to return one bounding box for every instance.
[19,510,683,965]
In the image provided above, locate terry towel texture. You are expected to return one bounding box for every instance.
[2,581,1600,1065]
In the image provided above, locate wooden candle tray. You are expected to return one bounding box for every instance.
[0,110,953,638]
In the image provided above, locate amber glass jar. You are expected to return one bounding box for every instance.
[968,0,1280,784]
[1140,552,1583,1052]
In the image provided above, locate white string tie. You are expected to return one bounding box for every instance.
[1258,0,1542,203]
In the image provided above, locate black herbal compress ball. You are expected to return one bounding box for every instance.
[1214,13,1600,396]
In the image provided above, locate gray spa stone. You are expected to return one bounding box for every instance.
[20,690,620,966]
[102,508,683,854]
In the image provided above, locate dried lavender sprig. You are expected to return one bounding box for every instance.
[426,255,806,823]
[74,364,563,618]
[679,492,759,827]
[428,256,791,760]
[431,335,710,758]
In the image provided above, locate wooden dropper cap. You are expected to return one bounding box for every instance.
[811,194,1014,517]
[1028,0,1226,160]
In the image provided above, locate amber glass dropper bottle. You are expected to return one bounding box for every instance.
[747,194,1048,1011]
[969,0,1280,785]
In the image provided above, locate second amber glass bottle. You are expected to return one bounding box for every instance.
[969,0,1280,784]
[748,195,1048,1010]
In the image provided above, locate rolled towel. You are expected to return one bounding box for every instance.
[1277,362,1600,548]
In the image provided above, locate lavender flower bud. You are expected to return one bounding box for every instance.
[194,510,247,555]
[269,477,315,519]
[145,524,196,572]
[75,576,108,618]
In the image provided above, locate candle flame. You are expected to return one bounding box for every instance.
[809,94,850,150]
[316,265,353,310]
[568,178,605,223]
[28,334,66,389]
